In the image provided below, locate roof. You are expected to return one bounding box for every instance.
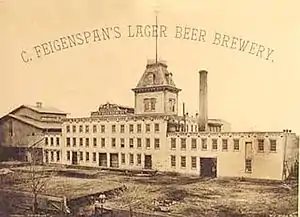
[1,114,62,130]
[132,59,181,92]
[91,102,134,117]
[22,104,67,114]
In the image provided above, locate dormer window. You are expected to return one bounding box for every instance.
[146,73,155,85]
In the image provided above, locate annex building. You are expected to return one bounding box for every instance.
[0,59,298,181]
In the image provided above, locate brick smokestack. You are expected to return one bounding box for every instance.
[198,70,208,131]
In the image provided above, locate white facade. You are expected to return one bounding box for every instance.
[42,60,299,181]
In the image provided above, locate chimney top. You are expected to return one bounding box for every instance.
[36,102,42,108]
[199,70,208,74]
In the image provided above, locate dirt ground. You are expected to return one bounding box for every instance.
[1,166,298,217]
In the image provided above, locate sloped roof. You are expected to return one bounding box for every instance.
[22,104,67,114]
[133,60,180,90]
[1,114,62,129]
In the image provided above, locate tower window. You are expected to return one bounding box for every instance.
[144,98,156,112]
[169,98,176,112]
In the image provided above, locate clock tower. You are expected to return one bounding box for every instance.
[132,59,181,115]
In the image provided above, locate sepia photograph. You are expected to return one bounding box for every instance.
[0,1,299,216]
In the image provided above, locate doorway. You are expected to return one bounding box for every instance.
[72,151,78,165]
[200,157,217,178]
[110,153,119,168]
[99,153,107,167]
[144,155,152,169]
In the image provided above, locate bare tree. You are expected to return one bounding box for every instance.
[27,137,55,214]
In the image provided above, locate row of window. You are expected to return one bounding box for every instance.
[65,151,142,165]
[44,150,60,162]
[170,156,253,173]
[66,137,161,149]
[176,125,221,133]
[171,138,277,152]
[66,123,161,134]
[45,137,60,146]
[170,155,197,169]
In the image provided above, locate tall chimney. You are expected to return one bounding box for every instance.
[198,70,208,131]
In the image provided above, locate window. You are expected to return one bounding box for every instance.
[56,137,60,146]
[80,138,83,146]
[101,125,105,133]
[120,125,125,133]
[171,155,176,167]
[137,154,141,165]
[245,159,252,173]
[111,138,116,148]
[137,138,142,148]
[145,124,150,133]
[154,138,160,149]
[129,154,134,165]
[72,125,76,133]
[258,139,264,152]
[85,138,89,147]
[121,153,125,164]
[50,137,54,146]
[67,151,70,161]
[137,124,141,133]
[86,152,89,161]
[191,125,194,132]
[101,138,105,148]
[9,120,13,136]
[93,138,97,147]
[56,151,60,161]
[129,124,134,133]
[73,138,76,147]
[171,138,176,149]
[129,138,134,148]
[222,139,228,151]
[112,125,116,133]
[154,123,159,133]
[181,156,186,168]
[66,125,70,133]
[169,98,175,113]
[79,151,83,161]
[201,138,207,150]
[191,157,197,169]
[270,140,277,152]
[181,138,186,150]
[144,98,156,112]
[45,137,49,145]
[93,152,96,162]
[191,138,197,150]
[234,139,239,151]
[212,139,218,150]
[93,125,97,133]
[66,138,70,147]
[150,98,156,111]
[50,151,54,161]
[146,138,150,149]
[85,125,89,133]
[120,138,125,148]
[79,125,83,133]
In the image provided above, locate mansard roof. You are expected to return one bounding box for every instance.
[132,59,181,93]
[90,102,134,117]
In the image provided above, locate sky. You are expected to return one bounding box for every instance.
[0,0,299,134]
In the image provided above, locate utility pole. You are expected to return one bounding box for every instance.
[154,9,159,64]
